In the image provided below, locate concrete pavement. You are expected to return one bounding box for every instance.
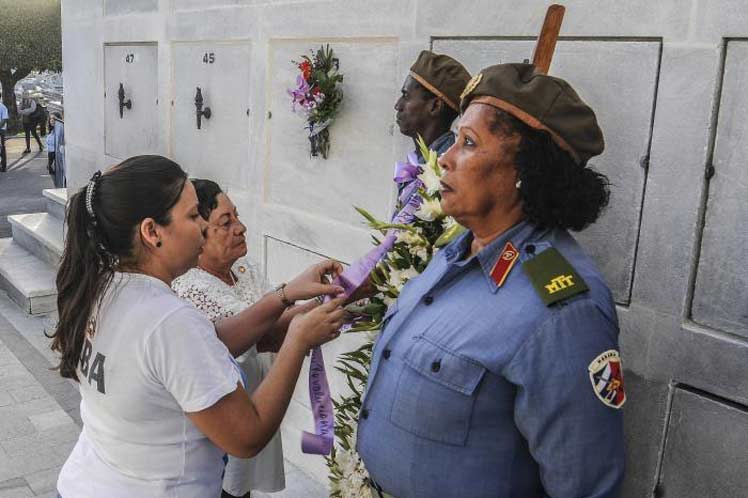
[0,294,76,498]
[0,136,54,239]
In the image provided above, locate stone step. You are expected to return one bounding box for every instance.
[0,238,57,315]
[8,213,64,268]
[43,188,68,221]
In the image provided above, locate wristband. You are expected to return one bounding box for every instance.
[274,282,294,308]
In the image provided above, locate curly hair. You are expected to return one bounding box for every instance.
[488,108,610,231]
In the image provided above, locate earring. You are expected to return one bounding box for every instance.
[156,241,162,248]
[515,180,522,189]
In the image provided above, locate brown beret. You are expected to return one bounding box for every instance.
[460,63,604,164]
[409,50,471,112]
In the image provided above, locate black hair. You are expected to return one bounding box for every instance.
[192,179,223,221]
[50,155,188,380]
[415,83,459,129]
[488,108,610,231]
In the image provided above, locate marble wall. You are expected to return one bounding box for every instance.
[61,1,748,495]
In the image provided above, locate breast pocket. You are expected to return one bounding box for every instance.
[389,336,486,446]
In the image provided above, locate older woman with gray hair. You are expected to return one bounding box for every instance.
[173,179,300,498]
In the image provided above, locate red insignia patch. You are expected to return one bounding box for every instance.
[588,350,626,409]
[490,242,519,287]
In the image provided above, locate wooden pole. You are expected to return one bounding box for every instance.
[531,4,566,75]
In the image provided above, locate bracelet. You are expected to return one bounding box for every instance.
[274,282,294,308]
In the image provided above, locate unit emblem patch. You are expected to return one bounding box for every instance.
[588,350,626,409]
[461,72,483,100]
[490,242,519,287]
[522,247,589,306]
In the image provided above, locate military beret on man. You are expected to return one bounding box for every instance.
[460,63,604,165]
[409,50,471,112]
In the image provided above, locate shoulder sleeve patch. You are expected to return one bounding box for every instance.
[521,247,589,306]
[588,350,626,409]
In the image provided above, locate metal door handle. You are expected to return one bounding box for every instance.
[195,87,212,130]
[118,83,132,118]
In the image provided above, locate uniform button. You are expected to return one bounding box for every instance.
[431,360,441,373]
[424,295,434,305]
[383,349,391,359]
[361,409,369,420]
[525,244,536,254]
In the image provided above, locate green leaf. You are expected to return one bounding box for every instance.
[434,221,467,247]
[354,206,387,232]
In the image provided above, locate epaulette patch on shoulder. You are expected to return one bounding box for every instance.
[522,247,589,306]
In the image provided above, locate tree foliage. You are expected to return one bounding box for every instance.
[0,0,62,128]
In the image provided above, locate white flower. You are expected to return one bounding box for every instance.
[331,447,371,498]
[387,268,404,289]
[374,281,390,294]
[388,266,419,289]
[382,295,396,307]
[417,162,442,196]
[396,229,426,246]
[409,245,429,261]
[399,266,419,283]
[442,216,457,231]
[415,197,443,221]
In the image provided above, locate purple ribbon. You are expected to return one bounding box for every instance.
[301,165,423,455]
[301,347,334,454]
[393,151,421,184]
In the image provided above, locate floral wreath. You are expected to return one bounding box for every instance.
[288,45,344,159]
[327,137,465,497]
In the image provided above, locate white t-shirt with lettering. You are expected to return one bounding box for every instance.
[57,272,241,498]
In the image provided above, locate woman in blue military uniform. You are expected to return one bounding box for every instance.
[357,63,625,498]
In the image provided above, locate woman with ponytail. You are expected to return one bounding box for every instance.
[52,155,346,498]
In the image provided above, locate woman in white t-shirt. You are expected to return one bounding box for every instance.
[51,155,346,498]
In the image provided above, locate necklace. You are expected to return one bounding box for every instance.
[198,264,237,286]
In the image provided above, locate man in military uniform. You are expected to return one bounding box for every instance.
[349,50,470,298]
[394,50,470,173]
[357,63,625,498]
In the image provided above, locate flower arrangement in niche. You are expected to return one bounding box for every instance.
[288,44,344,159]
[326,137,466,497]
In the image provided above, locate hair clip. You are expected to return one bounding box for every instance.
[85,171,102,221]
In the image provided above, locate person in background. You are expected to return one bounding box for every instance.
[18,91,44,154]
[173,179,297,498]
[46,112,60,177]
[393,50,470,194]
[349,51,472,301]
[0,90,8,172]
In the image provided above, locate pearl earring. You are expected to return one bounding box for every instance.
[515,180,522,189]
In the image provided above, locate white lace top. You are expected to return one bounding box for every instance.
[172,257,285,494]
[172,258,271,322]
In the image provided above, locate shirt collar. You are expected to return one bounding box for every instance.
[415,131,454,161]
[442,220,540,293]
